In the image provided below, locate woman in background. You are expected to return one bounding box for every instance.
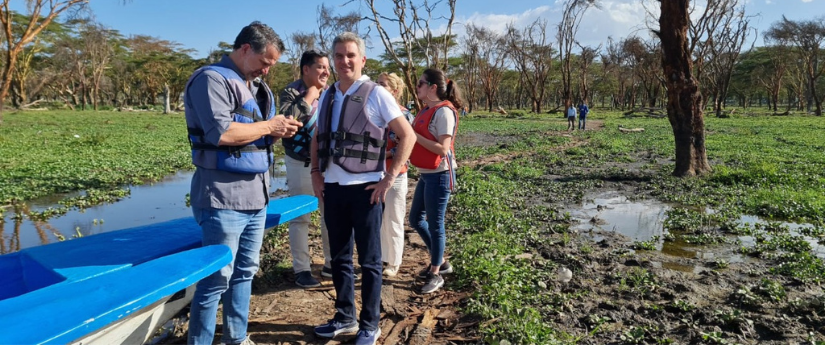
[376,72,414,277]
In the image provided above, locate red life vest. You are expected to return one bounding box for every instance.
[410,101,458,170]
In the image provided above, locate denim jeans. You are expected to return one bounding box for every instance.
[188,207,266,345]
[323,182,383,331]
[578,116,586,129]
[409,171,451,267]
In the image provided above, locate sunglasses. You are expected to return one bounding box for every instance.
[417,80,432,88]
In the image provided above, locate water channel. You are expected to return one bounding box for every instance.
[1,163,287,254]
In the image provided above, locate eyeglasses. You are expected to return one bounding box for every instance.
[417,80,432,88]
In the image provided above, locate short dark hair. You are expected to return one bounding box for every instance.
[299,50,328,76]
[233,21,285,54]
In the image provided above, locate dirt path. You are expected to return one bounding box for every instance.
[208,175,473,345]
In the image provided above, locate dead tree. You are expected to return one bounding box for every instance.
[286,32,316,81]
[365,0,456,111]
[576,42,600,105]
[557,0,596,107]
[465,24,507,112]
[657,0,712,177]
[691,0,754,118]
[506,18,554,113]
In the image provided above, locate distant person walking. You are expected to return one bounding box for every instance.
[376,72,414,277]
[279,50,332,288]
[566,102,576,131]
[310,32,415,345]
[184,21,300,345]
[409,68,462,294]
[578,101,589,130]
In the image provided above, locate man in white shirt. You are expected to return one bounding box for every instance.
[309,32,415,345]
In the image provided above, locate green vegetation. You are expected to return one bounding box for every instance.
[448,110,824,343]
[0,111,193,205]
[3,109,823,343]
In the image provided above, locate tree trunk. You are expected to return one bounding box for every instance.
[163,83,171,114]
[659,0,711,177]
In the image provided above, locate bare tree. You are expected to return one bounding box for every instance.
[0,0,88,120]
[465,23,507,112]
[460,31,479,112]
[576,42,600,104]
[602,37,632,109]
[656,0,711,177]
[506,18,554,113]
[82,22,115,110]
[691,0,754,117]
[765,16,825,115]
[557,0,596,107]
[286,31,316,80]
[316,3,362,84]
[365,0,456,110]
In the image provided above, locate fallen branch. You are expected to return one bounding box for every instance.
[618,125,645,133]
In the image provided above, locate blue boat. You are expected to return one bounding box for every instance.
[0,195,317,345]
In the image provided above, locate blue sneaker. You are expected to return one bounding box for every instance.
[314,319,358,338]
[354,328,382,345]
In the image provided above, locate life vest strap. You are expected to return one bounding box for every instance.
[318,147,381,161]
[190,142,271,158]
[317,130,385,147]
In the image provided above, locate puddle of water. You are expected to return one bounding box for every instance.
[571,191,670,242]
[569,191,825,272]
[1,162,287,254]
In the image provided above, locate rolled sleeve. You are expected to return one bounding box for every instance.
[279,86,313,122]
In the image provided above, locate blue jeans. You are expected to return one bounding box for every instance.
[578,116,586,129]
[324,182,383,331]
[188,207,266,345]
[409,171,451,267]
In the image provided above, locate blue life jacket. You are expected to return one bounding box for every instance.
[185,65,276,174]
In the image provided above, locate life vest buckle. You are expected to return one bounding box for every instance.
[331,131,347,141]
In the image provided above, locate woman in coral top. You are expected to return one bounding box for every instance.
[409,68,462,294]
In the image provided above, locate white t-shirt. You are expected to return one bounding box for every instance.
[417,106,457,174]
[321,75,403,185]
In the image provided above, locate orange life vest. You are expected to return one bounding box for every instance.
[385,106,412,174]
[410,101,458,170]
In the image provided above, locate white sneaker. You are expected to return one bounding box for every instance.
[383,265,399,277]
[220,336,255,345]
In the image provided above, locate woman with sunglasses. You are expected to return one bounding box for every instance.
[409,68,463,294]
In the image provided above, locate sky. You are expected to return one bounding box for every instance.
[15,0,825,59]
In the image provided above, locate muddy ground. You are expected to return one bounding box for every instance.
[165,120,823,344]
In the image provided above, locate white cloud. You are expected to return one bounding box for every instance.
[459,6,552,36]
[801,0,812,3]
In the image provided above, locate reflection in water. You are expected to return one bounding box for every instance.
[1,163,288,254]
[570,192,670,241]
[569,191,822,272]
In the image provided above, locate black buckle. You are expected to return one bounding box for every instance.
[332,147,344,157]
[331,131,346,141]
